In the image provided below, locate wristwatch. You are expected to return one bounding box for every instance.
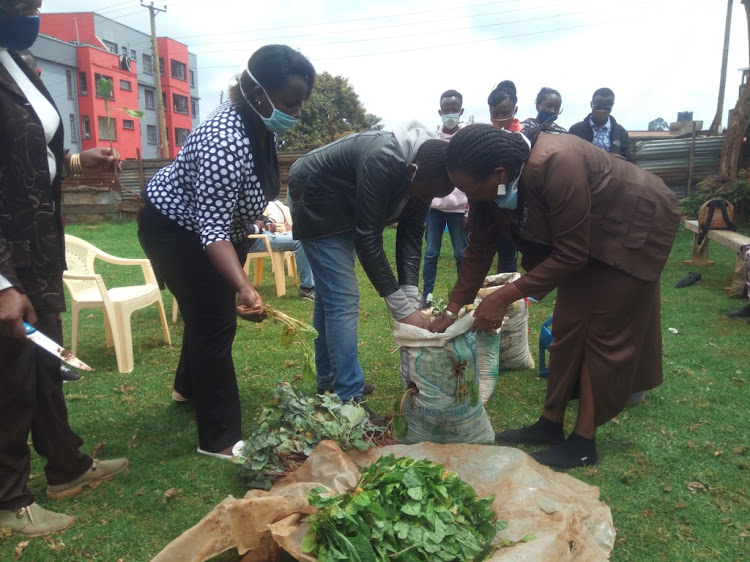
[442,309,458,320]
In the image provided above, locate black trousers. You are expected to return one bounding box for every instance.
[0,314,92,509]
[138,201,248,453]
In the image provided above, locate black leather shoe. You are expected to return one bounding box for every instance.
[728,304,750,318]
[675,272,701,288]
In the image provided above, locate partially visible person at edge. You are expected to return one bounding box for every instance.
[138,45,315,459]
[569,87,633,162]
[288,124,453,414]
[487,79,520,273]
[248,199,315,301]
[520,87,567,134]
[0,0,128,537]
[431,124,680,469]
[420,89,469,309]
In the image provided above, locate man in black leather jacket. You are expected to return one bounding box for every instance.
[569,87,633,162]
[289,125,452,404]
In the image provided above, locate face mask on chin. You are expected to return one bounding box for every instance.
[0,12,40,51]
[491,117,515,130]
[494,131,531,210]
[441,113,460,129]
[239,68,299,134]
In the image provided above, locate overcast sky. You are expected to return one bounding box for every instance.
[43,0,747,132]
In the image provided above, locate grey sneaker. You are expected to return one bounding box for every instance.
[47,458,129,500]
[298,287,315,301]
[0,503,75,537]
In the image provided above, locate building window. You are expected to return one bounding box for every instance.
[69,114,78,142]
[102,40,118,54]
[173,93,188,114]
[162,92,167,108]
[79,72,87,96]
[147,124,157,144]
[190,97,199,117]
[130,49,136,61]
[98,116,117,140]
[175,127,190,146]
[189,69,195,87]
[81,115,91,139]
[121,45,128,56]
[122,119,135,130]
[158,57,165,77]
[144,88,155,109]
[94,74,114,99]
[120,80,132,91]
[142,53,153,75]
[171,59,186,81]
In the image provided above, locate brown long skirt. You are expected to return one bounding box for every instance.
[545,262,663,427]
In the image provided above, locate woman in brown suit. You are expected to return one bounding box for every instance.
[431,124,681,468]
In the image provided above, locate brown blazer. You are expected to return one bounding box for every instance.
[0,50,67,313]
[451,133,681,305]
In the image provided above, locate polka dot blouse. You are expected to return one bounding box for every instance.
[145,101,268,248]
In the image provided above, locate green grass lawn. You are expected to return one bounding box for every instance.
[1,221,748,561]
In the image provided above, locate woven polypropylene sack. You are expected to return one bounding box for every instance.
[394,314,495,445]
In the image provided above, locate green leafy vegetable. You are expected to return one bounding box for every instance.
[303,454,506,561]
[236,383,386,490]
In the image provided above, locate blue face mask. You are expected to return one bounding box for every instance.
[537,110,558,123]
[239,68,299,134]
[441,113,460,129]
[0,12,40,51]
[494,131,530,210]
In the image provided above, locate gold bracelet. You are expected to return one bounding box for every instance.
[70,153,83,176]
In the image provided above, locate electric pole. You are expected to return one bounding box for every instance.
[709,0,733,136]
[142,1,169,158]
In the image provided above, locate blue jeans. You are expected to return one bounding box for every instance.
[422,209,468,296]
[250,232,314,288]
[301,232,364,401]
[497,231,518,273]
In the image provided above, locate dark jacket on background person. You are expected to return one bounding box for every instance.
[288,129,433,297]
[0,50,66,313]
[568,113,633,162]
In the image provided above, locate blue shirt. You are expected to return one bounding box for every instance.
[589,116,611,152]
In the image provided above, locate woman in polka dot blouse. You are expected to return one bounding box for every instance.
[138,45,315,458]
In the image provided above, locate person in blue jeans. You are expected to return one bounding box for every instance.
[421,90,469,308]
[288,125,453,409]
[249,200,315,300]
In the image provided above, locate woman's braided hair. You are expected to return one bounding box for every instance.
[446,123,530,180]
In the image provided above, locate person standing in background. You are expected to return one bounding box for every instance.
[1,0,128,536]
[420,90,469,309]
[569,87,633,162]
[520,87,567,134]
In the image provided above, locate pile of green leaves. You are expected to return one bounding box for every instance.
[237,383,384,490]
[302,454,504,561]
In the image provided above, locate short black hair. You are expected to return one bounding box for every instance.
[592,87,615,100]
[440,89,463,105]
[487,80,517,106]
[414,139,449,181]
[535,87,561,106]
[446,124,530,181]
[0,0,40,17]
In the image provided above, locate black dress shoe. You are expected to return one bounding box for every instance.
[728,304,750,318]
[675,272,701,288]
[60,366,83,382]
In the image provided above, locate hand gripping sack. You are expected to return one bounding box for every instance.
[394,313,495,445]
[476,273,535,373]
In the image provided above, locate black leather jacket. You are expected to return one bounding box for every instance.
[289,130,432,298]
[569,114,633,162]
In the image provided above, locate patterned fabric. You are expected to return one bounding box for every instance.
[145,101,267,248]
[589,116,611,151]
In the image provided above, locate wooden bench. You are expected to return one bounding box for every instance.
[683,219,750,294]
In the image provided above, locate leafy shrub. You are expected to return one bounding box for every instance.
[682,172,750,221]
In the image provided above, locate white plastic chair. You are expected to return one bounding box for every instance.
[62,234,171,373]
[243,234,297,297]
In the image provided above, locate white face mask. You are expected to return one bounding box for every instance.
[441,113,460,129]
